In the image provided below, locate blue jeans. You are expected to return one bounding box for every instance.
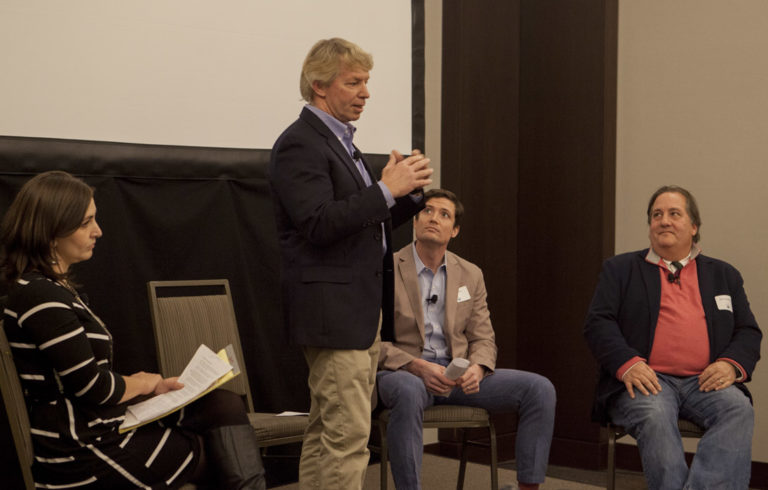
[376,367,556,490]
[609,373,753,490]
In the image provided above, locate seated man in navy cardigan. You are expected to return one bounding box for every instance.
[584,185,761,490]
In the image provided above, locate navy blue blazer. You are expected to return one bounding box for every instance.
[268,107,423,349]
[584,249,762,423]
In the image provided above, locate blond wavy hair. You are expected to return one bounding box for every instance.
[300,38,373,103]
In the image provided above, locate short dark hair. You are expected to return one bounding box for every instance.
[420,188,464,228]
[1,171,94,285]
[646,185,701,243]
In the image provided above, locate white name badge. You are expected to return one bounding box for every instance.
[715,295,732,312]
[457,286,471,303]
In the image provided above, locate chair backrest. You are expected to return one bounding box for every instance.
[147,280,255,413]
[0,320,36,490]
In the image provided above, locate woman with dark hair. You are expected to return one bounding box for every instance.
[1,171,265,489]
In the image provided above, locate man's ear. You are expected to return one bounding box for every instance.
[312,80,327,98]
[451,225,460,239]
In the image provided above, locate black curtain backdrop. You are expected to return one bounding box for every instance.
[0,135,308,411]
[0,135,412,485]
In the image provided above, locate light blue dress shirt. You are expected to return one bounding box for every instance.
[305,104,395,206]
[412,244,450,364]
[305,104,396,254]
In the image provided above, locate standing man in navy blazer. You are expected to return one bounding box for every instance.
[584,185,761,490]
[269,38,432,490]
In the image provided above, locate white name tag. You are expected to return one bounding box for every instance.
[457,286,471,303]
[715,295,732,312]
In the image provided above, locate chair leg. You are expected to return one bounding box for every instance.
[379,422,388,490]
[606,426,616,490]
[488,420,498,490]
[457,429,468,490]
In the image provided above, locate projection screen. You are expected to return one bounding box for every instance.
[0,0,416,154]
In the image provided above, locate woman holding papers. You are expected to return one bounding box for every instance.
[0,171,265,489]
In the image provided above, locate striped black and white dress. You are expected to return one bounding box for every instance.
[3,272,199,489]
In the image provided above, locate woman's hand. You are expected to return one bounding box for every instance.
[153,376,184,395]
[120,371,184,403]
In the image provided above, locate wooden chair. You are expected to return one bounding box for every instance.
[146,279,307,450]
[371,405,499,490]
[0,320,36,490]
[606,419,705,490]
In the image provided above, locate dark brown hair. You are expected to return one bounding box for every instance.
[419,188,464,228]
[1,171,94,285]
[646,184,701,243]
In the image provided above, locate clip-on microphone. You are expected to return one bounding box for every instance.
[667,261,684,285]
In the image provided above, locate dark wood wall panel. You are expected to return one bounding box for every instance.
[517,0,617,469]
[441,0,617,470]
[441,0,521,369]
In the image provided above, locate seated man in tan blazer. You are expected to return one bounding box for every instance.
[377,189,556,490]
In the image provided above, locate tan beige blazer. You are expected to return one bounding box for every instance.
[379,243,498,372]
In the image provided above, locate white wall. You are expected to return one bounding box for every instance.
[0,0,412,153]
[422,0,442,446]
[617,0,768,461]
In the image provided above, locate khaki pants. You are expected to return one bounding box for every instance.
[299,328,381,490]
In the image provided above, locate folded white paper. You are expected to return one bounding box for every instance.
[119,344,235,432]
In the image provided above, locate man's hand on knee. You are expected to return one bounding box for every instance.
[456,364,484,395]
[622,361,662,398]
[405,359,456,395]
[698,360,737,392]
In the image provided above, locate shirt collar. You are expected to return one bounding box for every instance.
[305,104,356,143]
[412,242,446,274]
[645,243,702,271]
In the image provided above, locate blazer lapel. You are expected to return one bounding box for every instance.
[639,253,661,346]
[330,139,367,189]
[353,143,376,184]
[695,256,716,359]
[398,248,425,340]
[444,252,460,346]
[300,108,367,189]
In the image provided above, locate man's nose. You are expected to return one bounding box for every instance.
[360,83,370,98]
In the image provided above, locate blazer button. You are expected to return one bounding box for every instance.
[374,233,382,241]
[375,271,382,277]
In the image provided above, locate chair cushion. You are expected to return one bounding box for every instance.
[609,419,705,439]
[677,418,705,437]
[377,405,489,425]
[248,412,307,443]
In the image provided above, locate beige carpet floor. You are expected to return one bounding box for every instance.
[271,453,603,489]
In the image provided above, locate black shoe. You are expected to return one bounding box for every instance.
[205,425,266,490]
